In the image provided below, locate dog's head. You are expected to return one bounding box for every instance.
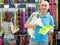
[32,13,39,19]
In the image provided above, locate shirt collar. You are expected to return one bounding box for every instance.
[38,11,50,18]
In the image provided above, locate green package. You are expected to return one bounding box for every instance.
[39,25,54,35]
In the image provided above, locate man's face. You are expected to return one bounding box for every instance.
[39,1,49,13]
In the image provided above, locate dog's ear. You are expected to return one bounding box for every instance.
[37,15,39,18]
[32,15,33,17]
[32,14,35,17]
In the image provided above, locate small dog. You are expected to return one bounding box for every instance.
[27,13,44,39]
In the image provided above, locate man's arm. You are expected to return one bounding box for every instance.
[49,16,54,34]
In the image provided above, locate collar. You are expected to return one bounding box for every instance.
[38,11,50,18]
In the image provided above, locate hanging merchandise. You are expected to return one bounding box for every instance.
[0,36,3,45]
[26,7,28,19]
[49,0,56,45]
[55,0,58,29]
[12,0,15,3]
[14,11,16,27]
[0,12,3,29]
[4,0,8,4]
[29,0,35,3]
[15,0,19,3]
[0,12,2,29]
[16,11,18,26]
[17,9,23,33]
[18,4,26,8]
[31,7,36,13]
[17,9,20,28]
[27,7,36,17]
[35,0,38,2]
[11,12,14,24]
[26,4,36,17]
[8,0,13,5]
[0,4,4,8]
[9,4,15,8]
[58,0,60,27]
[0,0,4,4]
[0,12,1,29]
[45,0,49,2]
[22,8,26,33]
[14,11,19,30]
[19,0,24,3]
[10,0,13,4]
[24,0,29,3]
[8,0,11,5]
[2,12,4,24]
[28,7,31,17]
[17,8,26,33]
[20,9,23,33]
[0,14,4,44]
[49,0,56,23]
[38,0,43,2]
[4,11,7,21]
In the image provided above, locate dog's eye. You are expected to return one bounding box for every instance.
[37,15,39,18]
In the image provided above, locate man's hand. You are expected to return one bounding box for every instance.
[48,30,54,35]
[32,24,37,28]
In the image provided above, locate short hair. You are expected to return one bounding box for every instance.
[38,0,49,6]
[4,12,13,22]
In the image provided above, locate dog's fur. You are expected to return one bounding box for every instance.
[27,13,44,39]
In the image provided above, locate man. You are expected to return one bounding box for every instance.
[24,1,54,45]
